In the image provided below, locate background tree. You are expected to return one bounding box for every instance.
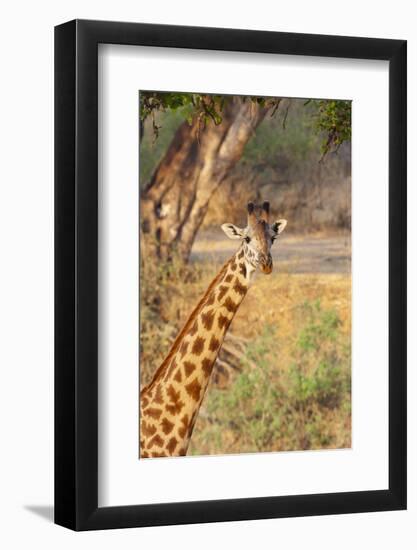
[139,92,351,264]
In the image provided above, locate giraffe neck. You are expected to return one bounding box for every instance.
[140,244,251,458]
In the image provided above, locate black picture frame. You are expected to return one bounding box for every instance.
[55,19,407,531]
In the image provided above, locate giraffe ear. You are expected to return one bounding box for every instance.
[271,219,287,238]
[221,223,245,240]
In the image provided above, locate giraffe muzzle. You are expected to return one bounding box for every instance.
[259,255,273,274]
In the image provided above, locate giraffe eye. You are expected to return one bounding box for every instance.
[245,236,251,243]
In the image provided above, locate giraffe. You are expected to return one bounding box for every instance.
[140,201,287,458]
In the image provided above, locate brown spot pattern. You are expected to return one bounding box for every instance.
[179,340,189,358]
[167,384,181,403]
[201,357,213,376]
[201,308,215,330]
[174,369,182,383]
[189,320,199,336]
[141,396,149,408]
[238,249,244,259]
[141,451,149,458]
[141,421,156,438]
[233,279,247,296]
[191,336,205,356]
[185,378,202,402]
[184,361,196,377]
[161,417,175,434]
[148,434,164,449]
[154,384,164,404]
[178,414,189,438]
[239,263,247,278]
[166,437,178,454]
[209,335,220,352]
[206,292,215,306]
[166,384,184,415]
[224,296,238,313]
[225,274,233,283]
[218,285,228,301]
[230,261,237,271]
[218,313,230,329]
[143,407,162,420]
[166,402,184,415]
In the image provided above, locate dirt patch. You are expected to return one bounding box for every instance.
[191,230,351,274]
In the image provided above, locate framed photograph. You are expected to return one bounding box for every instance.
[55,19,406,530]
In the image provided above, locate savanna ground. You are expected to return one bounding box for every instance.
[140,229,351,456]
[139,94,351,456]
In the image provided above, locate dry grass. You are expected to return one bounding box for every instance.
[140,239,351,456]
[189,270,351,455]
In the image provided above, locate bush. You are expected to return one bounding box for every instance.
[189,300,351,455]
[140,251,216,386]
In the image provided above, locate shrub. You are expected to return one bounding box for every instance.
[190,300,351,455]
[140,251,216,386]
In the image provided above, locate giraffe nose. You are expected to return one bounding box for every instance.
[259,254,273,274]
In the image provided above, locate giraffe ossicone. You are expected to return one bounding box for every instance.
[140,201,287,458]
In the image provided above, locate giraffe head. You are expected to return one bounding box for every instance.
[221,201,287,274]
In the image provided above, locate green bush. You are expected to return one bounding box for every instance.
[190,300,351,454]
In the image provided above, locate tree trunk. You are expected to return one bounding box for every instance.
[141,97,268,263]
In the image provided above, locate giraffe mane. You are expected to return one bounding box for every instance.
[141,256,232,394]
